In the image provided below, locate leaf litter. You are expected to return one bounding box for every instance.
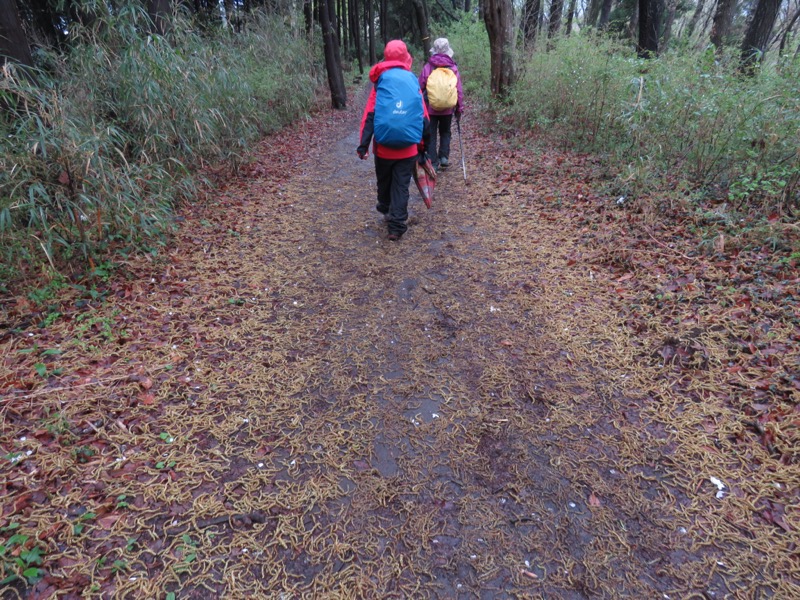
[1,87,799,598]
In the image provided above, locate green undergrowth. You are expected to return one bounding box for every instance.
[503,35,800,228]
[0,6,321,284]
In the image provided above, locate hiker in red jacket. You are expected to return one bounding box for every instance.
[418,38,464,172]
[357,40,430,241]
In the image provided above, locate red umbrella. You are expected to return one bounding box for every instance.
[413,157,436,209]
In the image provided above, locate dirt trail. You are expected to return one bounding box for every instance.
[2,88,798,599]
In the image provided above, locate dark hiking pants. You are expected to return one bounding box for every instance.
[427,114,453,167]
[375,155,416,236]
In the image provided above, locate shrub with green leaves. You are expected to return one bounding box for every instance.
[505,35,800,214]
[510,35,633,146]
[0,6,321,280]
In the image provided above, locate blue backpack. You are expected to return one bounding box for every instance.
[373,68,423,148]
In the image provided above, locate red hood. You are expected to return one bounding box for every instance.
[369,40,413,82]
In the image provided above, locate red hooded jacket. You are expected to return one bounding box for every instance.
[359,40,430,160]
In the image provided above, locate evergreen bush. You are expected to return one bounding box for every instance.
[505,35,800,215]
[0,7,320,280]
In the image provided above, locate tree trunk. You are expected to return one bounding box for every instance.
[710,0,734,48]
[549,0,564,38]
[368,0,377,63]
[565,0,577,35]
[349,0,364,72]
[222,0,235,28]
[523,0,542,42]
[380,0,388,45]
[598,0,613,29]
[0,0,34,68]
[661,0,677,49]
[26,0,63,48]
[586,0,602,27]
[304,0,313,35]
[411,0,431,55]
[740,0,784,73]
[320,0,348,107]
[685,0,706,41]
[629,0,639,39]
[147,0,172,35]
[336,0,342,48]
[637,0,661,57]
[338,0,346,52]
[483,0,516,97]
[778,8,800,56]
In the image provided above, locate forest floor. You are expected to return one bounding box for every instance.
[2,86,799,599]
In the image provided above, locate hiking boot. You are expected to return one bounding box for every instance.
[439,156,449,169]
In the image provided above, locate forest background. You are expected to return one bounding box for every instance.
[1,0,799,291]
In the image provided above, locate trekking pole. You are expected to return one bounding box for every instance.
[456,116,467,182]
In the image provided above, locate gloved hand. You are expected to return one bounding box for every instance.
[455,110,462,124]
[357,146,368,160]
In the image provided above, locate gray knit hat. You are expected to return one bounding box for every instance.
[430,38,454,57]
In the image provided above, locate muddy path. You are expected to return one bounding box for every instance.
[2,87,798,599]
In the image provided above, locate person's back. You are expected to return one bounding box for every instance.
[357,40,430,241]
[418,38,464,171]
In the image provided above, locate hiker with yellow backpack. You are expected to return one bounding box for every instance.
[418,38,464,172]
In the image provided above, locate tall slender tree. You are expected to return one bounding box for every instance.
[380,0,387,44]
[410,0,431,53]
[637,0,662,56]
[523,0,542,43]
[565,0,577,34]
[586,0,602,27]
[629,0,639,39]
[304,0,313,35]
[349,0,364,72]
[549,0,564,38]
[0,0,34,69]
[778,7,800,55]
[22,0,63,48]
[685,0,707,41]
[661,0,678,49]
[320,0,347,107]
[710,0,735,48]
[484,0,515,96]
[597,0,614,29]
[368,0,376,63]
[338,0,347,52]
[740,0,784,72]
[147,0,172,35]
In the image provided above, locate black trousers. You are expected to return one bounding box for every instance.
[428,114,452,166]
[375,155,416,235]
